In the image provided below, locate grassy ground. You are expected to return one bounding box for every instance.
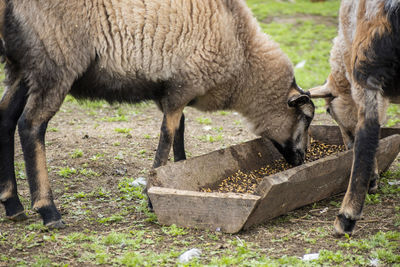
[0,0,399,266]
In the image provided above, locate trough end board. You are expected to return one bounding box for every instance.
[148,187,260,233]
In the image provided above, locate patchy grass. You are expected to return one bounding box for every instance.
[386,104,400,127]
[259,15,338,90]
[0,0,399,266]
[57,167,77,178]
[247,0,340,18]
[114,127,132,134]
[70,149,84,159]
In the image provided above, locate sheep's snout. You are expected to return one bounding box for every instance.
[286,149,305,166]
[271,139,305,166]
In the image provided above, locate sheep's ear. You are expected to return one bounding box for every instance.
[308,84,332,98]
[287,94,311,107]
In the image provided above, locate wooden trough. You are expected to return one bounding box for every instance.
[147,125,400,233]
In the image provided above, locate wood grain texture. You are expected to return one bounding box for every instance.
[148,187,260,233]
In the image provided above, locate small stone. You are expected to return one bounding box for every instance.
[295,60,306,69]
[129,177,147,187]
[302,253,319,261]
[113,167,127,176]
[369,258,380,267]
[320,207,329,214]
[178,248,201,263]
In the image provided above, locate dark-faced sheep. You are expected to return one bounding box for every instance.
[0,0,314,228]
[309,0,399,235]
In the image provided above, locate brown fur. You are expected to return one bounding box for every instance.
[310,0,394,144]
[32,141,52,209]
[6,0,310,144]
[351,0,391,81]
[0,0,314,226]
[308,0,399,235]
[165,108,185,137]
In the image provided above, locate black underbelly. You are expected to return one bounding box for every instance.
[69,64,167,104]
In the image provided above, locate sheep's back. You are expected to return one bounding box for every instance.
[10,0,245,88]
[92,0,244,87]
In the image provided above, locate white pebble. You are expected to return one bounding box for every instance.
[369,258,380,266]
[295,60,306,69]
[178,248,202,263]
[302,253,319,261]
[129,177,147,187]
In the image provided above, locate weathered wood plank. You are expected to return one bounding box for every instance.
[309,125,343,145]
[377,134,400,172]
[380,127,400,139]
[245,151,353,228]
[148,187,260,233]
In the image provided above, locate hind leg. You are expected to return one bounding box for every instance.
[17,86,70,228]
[147,107,184,210]
[153,108,185,168]
[0,77,29,221]
[173,113,186,162]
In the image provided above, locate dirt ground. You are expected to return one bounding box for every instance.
[0,99,399,265]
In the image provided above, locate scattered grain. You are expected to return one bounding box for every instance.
[200,139,346,194]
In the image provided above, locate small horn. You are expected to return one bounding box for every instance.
[308,84,333,98]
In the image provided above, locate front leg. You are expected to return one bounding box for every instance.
[334,89,380,235]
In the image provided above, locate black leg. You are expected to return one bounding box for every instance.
[153,110,184,168]
[173,113,186,162]
[334,89,380,235]
[153,115,173,168]
[149,109,183,210]
[17,89,68,228]
[18,116,64,227]
[0,78,28,221]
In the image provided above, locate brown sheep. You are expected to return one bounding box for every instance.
[0,0,314,228]
[309,0,400,235]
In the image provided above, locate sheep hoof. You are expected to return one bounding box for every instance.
[333,214,356,236]
[368,175,379,194]
[45,219,66,229]
[8,211,28,221]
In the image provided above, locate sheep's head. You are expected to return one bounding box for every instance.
[270,79,315,166]
[308,75,357,149]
